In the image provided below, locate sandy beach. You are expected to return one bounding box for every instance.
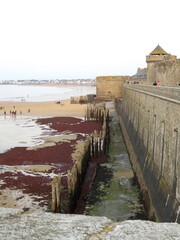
[0,99,87,118]
[0,98,106,213]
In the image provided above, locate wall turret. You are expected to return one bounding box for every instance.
[146,45,177,85]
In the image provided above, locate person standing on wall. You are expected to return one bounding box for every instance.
[157,81,161,86]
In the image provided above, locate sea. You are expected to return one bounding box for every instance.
[0,84,96,102]
[0,84,96,153]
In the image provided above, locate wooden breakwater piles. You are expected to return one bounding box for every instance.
[51,103,109,213]
[70,94,95,104]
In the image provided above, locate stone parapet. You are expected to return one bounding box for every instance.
[125,84,180,101]
[0,208,180,239]
[117,85,180,222]
[146,54,177,63]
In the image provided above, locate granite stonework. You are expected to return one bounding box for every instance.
[116,85,180,222]
[0,208,180,240]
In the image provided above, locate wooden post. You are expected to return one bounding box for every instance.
[94,130,98,157]
[99,131,102,154]
[55,174,61,212]
[51,178,56,213]
[67,170,72,196]
[91,134,94,157]
[51,174,61,213]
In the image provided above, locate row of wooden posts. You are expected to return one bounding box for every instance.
[85,103,109,123]
[51,103,109,213]
[70,95,88,104]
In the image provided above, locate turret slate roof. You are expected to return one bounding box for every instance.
[150,44,168,55]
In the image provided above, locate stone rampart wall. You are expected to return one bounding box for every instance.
[155,60,180,86]
[127,84,180,101]
[96,76,129,100]
[117,85,180,222]
[146,55,180,86]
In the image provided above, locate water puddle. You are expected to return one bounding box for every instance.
[0,116,55,153]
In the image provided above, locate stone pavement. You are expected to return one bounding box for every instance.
[0,208,180,240]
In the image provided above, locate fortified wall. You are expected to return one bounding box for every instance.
[126,45,180,86]
[95,46,180,222]
[96,76,129,100]
[116,85,180,222]
[154,59,180,86]
[146,45,180,86]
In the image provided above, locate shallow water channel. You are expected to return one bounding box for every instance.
[84,103,147,221]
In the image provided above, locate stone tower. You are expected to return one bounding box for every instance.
[96,76,129,100]
[146,45,178,85]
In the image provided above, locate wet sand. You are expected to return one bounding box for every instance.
[0,99,104,212]
[0,99,87,117]
[0,116,103,212]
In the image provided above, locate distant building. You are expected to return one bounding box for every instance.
[130,68,147,83]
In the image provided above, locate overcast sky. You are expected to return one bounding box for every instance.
[0,0,179,80]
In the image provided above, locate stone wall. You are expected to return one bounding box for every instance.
[127,84,180,101]
[175,59,180,85]
[146,54,180,86]
[1,208,180,239]
[96,76,129,100]
[155,60,180,86]
[116,84,180,222]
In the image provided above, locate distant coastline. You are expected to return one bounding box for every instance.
[0,84,96,102]
[0,78,96,86]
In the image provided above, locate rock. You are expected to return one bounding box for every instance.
[119,176,131,189]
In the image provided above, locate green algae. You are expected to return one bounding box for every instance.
[84,107,146,221]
